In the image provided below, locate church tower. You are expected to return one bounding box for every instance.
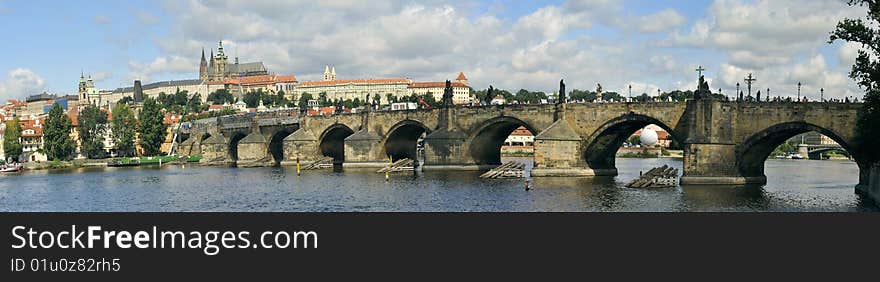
[78,73,88,102]
[78,72,99,108]
[209,50,215,80]
[456,72,468,86]
[331,66,337,80]
[199,48,208,81]
[323,65,332,81]
[214,41,228,80]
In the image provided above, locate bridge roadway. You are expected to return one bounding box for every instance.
[176,99,878,204]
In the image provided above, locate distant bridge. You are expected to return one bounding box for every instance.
[176,99,876,202]
[797,144,849,160]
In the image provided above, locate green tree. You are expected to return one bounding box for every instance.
[118,96,134,104]
[299,92,314,109]
[386,93,398,104]
[187,93,203,113]
[420,92,439,108]
[78,105,109,159]
[3,118,23,161]
[111,102,138,157]
[275,90,288,106]
[318,92,329,107]
[830,0,880,162]
[207,89,234,105]
[43,103,75,160]
[138,98,166,156]
[243,90,263,108]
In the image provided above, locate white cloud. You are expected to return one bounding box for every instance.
[667,0,862,67]
[110,0,863,101]
[91,72,112,83]
[127,56,194,82]
[838,42,861,67]
[634,9,685,33]
[0,68,46,101]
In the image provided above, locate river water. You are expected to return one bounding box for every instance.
[0,158,874,212]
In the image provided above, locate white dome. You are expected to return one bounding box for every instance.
[640,127,658,146]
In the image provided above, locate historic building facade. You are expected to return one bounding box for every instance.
[293,67,472,104]
[200,41,268,82]
[294,65,411,103]
[407,72,470,104]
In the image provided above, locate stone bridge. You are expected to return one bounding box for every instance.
[176,99,875,201]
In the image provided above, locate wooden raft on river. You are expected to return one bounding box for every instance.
[300,157,334,170]
[377,158,415,173]
[480,162,525,179]
[626,165,679,188]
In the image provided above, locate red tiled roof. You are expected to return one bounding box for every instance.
[456,72,467,81]
[209,104,225,110]
[408,81,468,89]
[509,126,533,136]
[222,74,297,86]
[163,113,181,125]
[320,107,335,115]
[299,78,411,87]
[20,118,44,137]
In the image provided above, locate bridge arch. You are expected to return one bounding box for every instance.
[583,113,682,173]
[319,124,355,163]
[468,116,538,165]
[736,121,863,182]
[383,120,431,162]
[268,127,297,166]
[226,131,248,163]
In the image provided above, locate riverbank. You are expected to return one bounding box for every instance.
[23,159,108,170]
[21,155,201,171]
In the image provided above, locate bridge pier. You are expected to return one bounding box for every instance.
[680,143,764,185]
[856,163,880,204]
[178,134,199,156]
[200,134,232,166]
[421,128,490,170]
[280,128,321,166]
[342,129,387,168]
[236,132,272,167]
[531,119,599,177]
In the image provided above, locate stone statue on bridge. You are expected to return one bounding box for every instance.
[558,79,566,104]
[694,75,712,100]
[441,80,454,108]
[365,93,372,112]
[485,85,495,105]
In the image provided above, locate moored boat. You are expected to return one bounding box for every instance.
[0,163,23,173]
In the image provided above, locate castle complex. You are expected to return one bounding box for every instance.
[199,41,268,82]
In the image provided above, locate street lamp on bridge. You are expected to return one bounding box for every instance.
[798,82,802,101]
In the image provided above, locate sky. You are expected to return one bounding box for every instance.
[0,0,869,102]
